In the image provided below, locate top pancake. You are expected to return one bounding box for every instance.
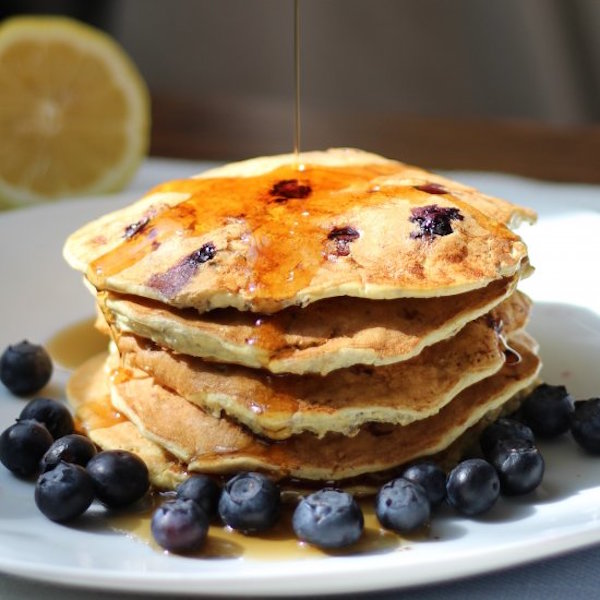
[64,149,535,313]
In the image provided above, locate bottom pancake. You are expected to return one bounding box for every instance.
[67,332,540,487]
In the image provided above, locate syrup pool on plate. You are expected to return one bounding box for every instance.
[48,317,428,559]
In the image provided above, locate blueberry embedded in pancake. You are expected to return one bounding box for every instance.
[62,148,540,500]
[63,149,535,313]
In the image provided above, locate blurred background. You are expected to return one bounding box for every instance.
[3,0,600,181]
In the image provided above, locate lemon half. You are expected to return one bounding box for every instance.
[0,16,150,207]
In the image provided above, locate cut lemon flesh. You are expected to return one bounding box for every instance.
[0,16,150,207]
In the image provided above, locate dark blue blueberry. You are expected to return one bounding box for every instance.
[489,438,545,495]
[446,458,500,516]
[0,420,53,477]
[40,434,97,473]
[151,498,209,553]
[218,472,280,533]
[570,398,600,455]
[86,450,149,508]
[0,341,52,396]
[269,179,311,200]
[292,488,363,549]
[327,226,360,256]
[176,475,221,519]
[188,242,216,265]
[124,216,150,239]
[415,183,448,195]
[35,462,94,522]
[409,204,463,239]
[19,397,74,440]
[480,417,535,459]
[401,462,447,506]
[519,384,574,438]
[375,478,430,533]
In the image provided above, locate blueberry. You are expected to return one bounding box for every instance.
[489,439,545,495]
[0,341,52,396]
[19,397,74,440]
[292,488,364,549]
[446,458,500,516]
[40,434,97,473]
[480,418,535,459]
[570,398,600,454]
[0,420,53,477]
[218,472,280,533]
[35,462,94,522]
[375,478,430,533]
[86,450,149,508]
[519,384,574,438]
[176,475,221,519]
[401,462,447,506]
[151,498,209,553]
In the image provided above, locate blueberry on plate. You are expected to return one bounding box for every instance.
[0,420,53,477]
[151,498,209,553]
[446,458,500,516]
[0,341,53,396]
[401,462,446,506]
[86,450,149,508]
[375,478,430,533]
[570,398,600,454]
[488,438,545,495]
[480,417,535,459]
[40,434,97,473]
[292,488,364,549]
[519,384,574,438]
[218,472,280,534]
[35,461,95,522]
[19,397,74,440]
[176,474,221,519]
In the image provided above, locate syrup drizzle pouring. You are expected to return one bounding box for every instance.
[294,0,302,167]
[486,315,522,365]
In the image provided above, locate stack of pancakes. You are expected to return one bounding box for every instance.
[63,149,541,493]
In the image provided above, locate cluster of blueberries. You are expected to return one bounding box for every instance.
[1,341,600,554]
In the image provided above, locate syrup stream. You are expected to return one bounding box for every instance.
[293,0,302,167]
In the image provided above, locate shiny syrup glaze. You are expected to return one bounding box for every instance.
[46,317,110,370]
[59,321,425,558]
[77,391,420,560]
[86,163,503,312]
[107,495,421,561]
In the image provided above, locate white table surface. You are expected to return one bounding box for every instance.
[1,158,599,599]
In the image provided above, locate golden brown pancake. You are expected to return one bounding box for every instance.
[67,353,187,490]
[116,292,530,440]
[63,149,535,313]
[103,274,521,375]
[71,332,540,484]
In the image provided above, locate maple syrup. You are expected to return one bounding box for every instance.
[46,316,108,369]
[293,0,301,163]
[63,348,427,560]
[106,494,419,560]
[88,163,404,309]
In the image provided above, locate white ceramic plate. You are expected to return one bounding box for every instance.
[0,165,599,596]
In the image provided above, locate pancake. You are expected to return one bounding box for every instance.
[103,274,521,375]
[116,292,530,440]
[66,353,187,490]
[63,149,535,314]
[74,332,540,484]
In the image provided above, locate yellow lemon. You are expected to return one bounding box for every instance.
[0,16,150,207]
